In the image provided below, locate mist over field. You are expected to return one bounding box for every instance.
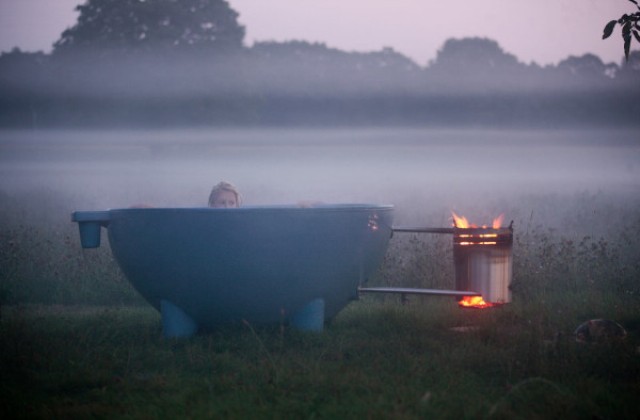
[2,45,639,128]
[1,127,639,237]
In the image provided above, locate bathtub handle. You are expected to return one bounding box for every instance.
[71,211,110,248]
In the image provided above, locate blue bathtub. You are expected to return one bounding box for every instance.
[72,205,393,337]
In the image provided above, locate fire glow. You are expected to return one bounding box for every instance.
[458,296,498,309]
[452,211,504,229]
[452,212,510,309]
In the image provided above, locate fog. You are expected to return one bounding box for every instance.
[2,38,639,128]
[1,127,639,238]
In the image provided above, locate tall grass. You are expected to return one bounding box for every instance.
[1,188,639,418]
[0,189,142,307]
[1,300,638,418]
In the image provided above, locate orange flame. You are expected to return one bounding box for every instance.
[458,296,496,309]
[452,211,470,228]
[452,212,505,229]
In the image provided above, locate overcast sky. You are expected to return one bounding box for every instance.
[0,0,635,66]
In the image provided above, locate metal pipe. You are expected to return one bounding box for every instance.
[358,287,481,297]
[392,227,455,234]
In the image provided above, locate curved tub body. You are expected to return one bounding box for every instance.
[72,205,393,336]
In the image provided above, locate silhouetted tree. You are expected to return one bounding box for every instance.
[602,0,640,60]
[0,48,51,95]
[425,38,526,92]
[53,0,245,56]
[618,50,640,78]
[556,54,617,81]
[0,49,51,127]
[0,48,48,80]
[247,41,421,95]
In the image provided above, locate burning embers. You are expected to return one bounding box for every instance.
[458,295,496,309]
[452,213,513,309]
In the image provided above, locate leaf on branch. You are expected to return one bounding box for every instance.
[633,29,640,43]
[603,20,617,39]
[628,0,638,4]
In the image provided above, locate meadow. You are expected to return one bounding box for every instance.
[1,127,640,418]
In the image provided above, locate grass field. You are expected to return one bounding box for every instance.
[1,298,639,419]
[1,187,640,418]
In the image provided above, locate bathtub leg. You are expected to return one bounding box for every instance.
[290,298,325,332]
[161,299,198,338]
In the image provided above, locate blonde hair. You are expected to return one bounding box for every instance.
[208,181,241,207]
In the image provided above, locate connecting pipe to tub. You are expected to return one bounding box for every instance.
[71,211,111,248]
[392,226,455,234]
[358,225,483,300]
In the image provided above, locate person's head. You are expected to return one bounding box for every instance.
[208,181,241,208]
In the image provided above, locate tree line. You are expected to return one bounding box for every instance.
[0,0,638,128]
